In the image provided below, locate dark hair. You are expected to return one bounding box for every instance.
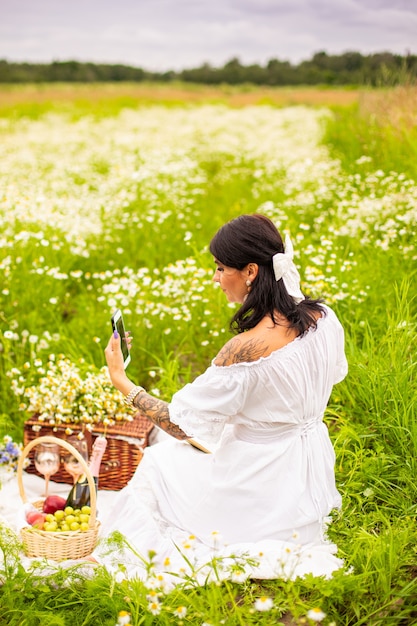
[209,214,325,335]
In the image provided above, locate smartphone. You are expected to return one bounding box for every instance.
[111,309,131,369]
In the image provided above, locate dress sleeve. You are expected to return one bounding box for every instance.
[168,366,247,444]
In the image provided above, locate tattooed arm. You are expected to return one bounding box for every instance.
[104,331,189,441]
[132,391,189,440]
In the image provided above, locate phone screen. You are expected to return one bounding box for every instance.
[111,309,131,368]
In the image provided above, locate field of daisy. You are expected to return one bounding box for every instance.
[0,83,416,625]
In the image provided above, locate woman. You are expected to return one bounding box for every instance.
[93,214,348,584]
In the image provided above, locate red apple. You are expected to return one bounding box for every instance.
[42,495,67,514]
[26,511,46,528]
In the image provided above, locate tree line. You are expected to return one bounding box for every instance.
[0,51,415,86]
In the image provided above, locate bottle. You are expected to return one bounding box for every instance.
[65,436,107,509]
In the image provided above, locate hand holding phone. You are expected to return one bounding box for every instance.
[111,309,131,369]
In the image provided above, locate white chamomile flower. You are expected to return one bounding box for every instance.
[148,600,161,615]
[116,610,131,625]
[173,605,187,618]
[254,596,274,611]
[307,607,327,622]
[231,568,247,583]
[210,530,223,547]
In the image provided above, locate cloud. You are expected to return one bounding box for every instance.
[1,0,416,71]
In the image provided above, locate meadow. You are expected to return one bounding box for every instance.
[0,83,416,624]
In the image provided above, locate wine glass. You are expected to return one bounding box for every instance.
[62,436,89,484]
[34,442,61,497]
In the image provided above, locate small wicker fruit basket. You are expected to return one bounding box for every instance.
[17,435,100,561]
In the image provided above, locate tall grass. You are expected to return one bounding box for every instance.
[0,82,361,119]
[323,85,417,180]
[0,85,416,624]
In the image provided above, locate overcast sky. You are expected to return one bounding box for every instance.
[2,0,416,71]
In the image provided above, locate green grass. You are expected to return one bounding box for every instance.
[323,86,417,181]
[0,82,362,120]
[1,85,417,625]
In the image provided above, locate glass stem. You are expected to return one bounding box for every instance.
[44,474,50,497]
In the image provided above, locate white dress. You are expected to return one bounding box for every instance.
[93,306,348,585]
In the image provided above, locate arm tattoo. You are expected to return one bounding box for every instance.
[132,391,189,440]
[215,337,268,366]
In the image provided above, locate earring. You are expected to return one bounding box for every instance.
[246,279,252,287]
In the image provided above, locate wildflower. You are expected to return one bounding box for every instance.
[231,568,248,583]
[147,573,169,591]
[116,610,131,625]
[0,436,27,476]
[148,600,162,615]
[356,155,372,164]
[10,356,131,428]
[307,607,327,622]
[173,605,187,618]
[254,596,274,612]
[146,589,160,601]
[182,534,196,553]
[210,530,223,547]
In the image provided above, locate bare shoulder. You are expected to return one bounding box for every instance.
[213,334,270,367]
[213,314,301,367]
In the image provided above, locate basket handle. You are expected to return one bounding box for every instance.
[17,435,97,528]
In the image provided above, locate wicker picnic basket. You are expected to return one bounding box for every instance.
[23,414,154,490]
[17,435,100,561]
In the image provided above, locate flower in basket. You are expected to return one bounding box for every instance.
[9,354,133,432]
[0,435,28,485]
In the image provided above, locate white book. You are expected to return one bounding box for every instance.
[186,437,214,454]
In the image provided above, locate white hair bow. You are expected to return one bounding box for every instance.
[272,234,305,304]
